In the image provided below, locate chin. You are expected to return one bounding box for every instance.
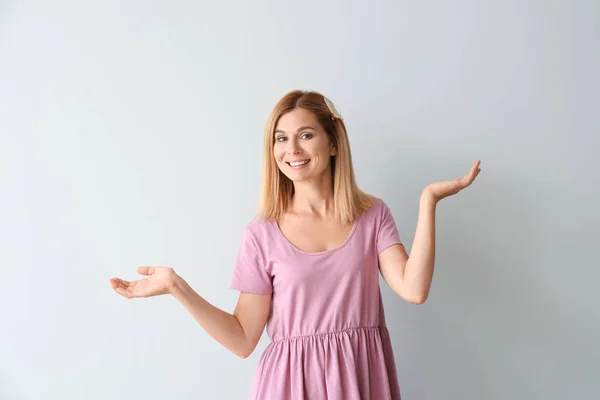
[281,173,306,182]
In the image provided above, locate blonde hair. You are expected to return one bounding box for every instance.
[257,90,376,224]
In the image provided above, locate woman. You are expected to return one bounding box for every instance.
[109,90,481,399]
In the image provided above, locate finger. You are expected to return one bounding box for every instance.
[109,279,120,290]
[117,285,142,299]
[469,162,481,176]
[115,287,134,299]
[468,171,480,184]
[109,279,121,290]
[111,282,129,293]
[138,266,156,276]
[110,278,131,288]
[460,173,474,186]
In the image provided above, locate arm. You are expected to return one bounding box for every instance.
[378,191,437,304]
[171,275,271,359]
[379,160,482,304]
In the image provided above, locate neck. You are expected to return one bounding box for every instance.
[290,170,334,218]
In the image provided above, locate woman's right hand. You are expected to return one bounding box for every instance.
[109,266,178,299]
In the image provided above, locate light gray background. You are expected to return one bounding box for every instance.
[1,0,598,399]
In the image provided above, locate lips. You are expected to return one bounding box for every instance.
[286,160,311,168]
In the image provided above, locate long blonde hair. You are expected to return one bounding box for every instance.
[257,90,376,224]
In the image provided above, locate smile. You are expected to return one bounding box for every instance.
[286,160,310,168]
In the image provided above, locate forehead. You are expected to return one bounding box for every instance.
[275,108,321,132]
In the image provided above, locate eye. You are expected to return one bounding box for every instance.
[276,136,286,142]
[301,133,313,139]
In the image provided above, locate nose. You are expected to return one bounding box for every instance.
[286,138,302,155]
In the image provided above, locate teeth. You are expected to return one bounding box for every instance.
[289,160,309,167]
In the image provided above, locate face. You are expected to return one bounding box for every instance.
[273,108,337,183]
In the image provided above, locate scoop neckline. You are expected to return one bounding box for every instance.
[273,215,361,256]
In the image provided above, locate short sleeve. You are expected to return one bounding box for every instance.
[229,224,273,294]
[376,200,403,255]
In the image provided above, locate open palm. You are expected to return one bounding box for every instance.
[109,266,176,299]
[426,160,481,202]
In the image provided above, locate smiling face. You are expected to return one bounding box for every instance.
[273,107,337,183]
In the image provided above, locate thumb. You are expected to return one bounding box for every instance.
[137,266,155,276]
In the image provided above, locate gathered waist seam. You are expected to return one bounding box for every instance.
[271,325,388,343]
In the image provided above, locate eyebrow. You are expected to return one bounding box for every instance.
[274,126,317,135]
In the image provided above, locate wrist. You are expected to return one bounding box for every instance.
[169,273,186,296]
[421,187,439,205]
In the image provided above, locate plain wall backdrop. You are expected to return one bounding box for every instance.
[1,0,599,399]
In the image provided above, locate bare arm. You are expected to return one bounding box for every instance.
[379,192,436,304]
[170,275,271,359]
[379,161,481,304]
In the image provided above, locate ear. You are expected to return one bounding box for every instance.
[330,144,337,156]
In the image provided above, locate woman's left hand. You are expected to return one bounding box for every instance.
[424,160,481,203]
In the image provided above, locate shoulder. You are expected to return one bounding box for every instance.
[362,196,390,220]
[236,218,282,264]
[244,217,275,233]
[240,218,279,246]
[359,197,398,234]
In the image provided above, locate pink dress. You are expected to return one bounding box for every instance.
[229,198,403,399]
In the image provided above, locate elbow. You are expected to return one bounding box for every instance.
[235,348,251,359]
[410,295,428,305]
[402,291,429,305]
[236,340,256,359]
[394,281,431,305]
